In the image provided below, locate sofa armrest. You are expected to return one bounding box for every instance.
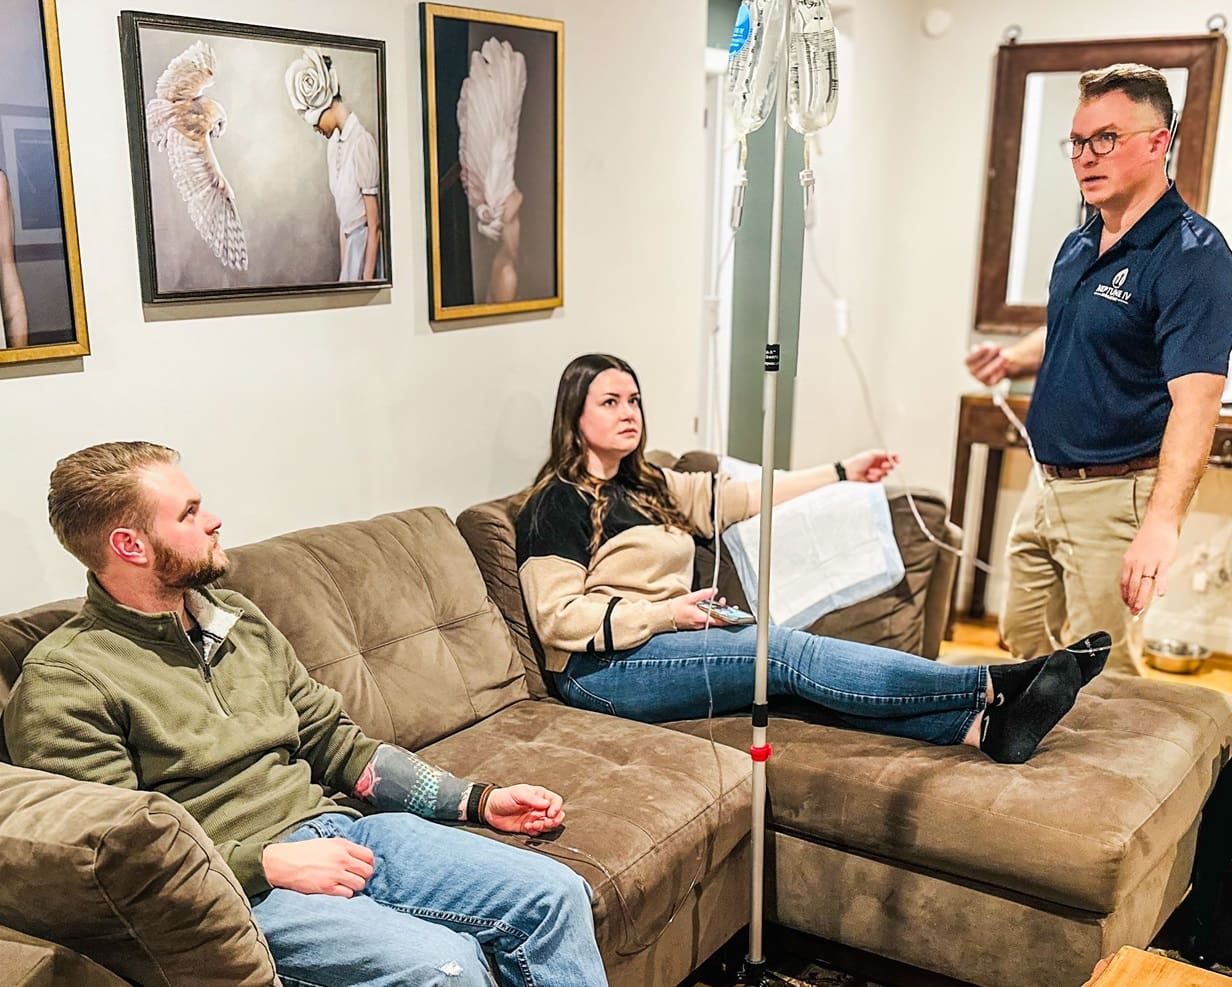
[0,762,280,987]
[664,452,960,658]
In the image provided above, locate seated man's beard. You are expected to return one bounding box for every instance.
[153,541,229,589]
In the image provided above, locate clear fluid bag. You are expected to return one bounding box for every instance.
[725,0,789,140]
[787,0,838,136]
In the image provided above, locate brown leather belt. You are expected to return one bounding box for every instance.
[1040,456,1159,480]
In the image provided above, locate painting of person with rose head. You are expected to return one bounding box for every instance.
[120,12,390,302]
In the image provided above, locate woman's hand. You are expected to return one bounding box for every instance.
[842,449,899,483]
[670,588,730,630]
[483,784,565,834]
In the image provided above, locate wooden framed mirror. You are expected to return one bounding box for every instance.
[974,32,1227,334]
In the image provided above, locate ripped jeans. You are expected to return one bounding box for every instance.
[250,812,607,987]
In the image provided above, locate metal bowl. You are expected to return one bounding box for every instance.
[1145,639,1212,675]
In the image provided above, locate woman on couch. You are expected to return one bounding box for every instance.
[516,353,1109,764]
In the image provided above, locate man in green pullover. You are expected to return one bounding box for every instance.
[4,441,608,987]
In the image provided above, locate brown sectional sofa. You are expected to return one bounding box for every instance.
[0,507,751,987]
[458,462,1232,987]
[0,481,1228,987]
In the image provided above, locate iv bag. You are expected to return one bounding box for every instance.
[786,0,838,137]
[725,0,789,140]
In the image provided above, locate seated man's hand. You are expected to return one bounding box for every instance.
[842,449,899,483]
[484,784,565,835]
[262,837,375,897]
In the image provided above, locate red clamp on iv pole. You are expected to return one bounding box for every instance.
[750,743,773,762]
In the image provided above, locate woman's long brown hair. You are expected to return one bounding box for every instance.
[523,354,695,556]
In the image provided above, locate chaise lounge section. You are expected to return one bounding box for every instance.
[458,464,1232,987]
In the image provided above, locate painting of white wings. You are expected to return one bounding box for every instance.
[144,41,248,270]
[457,38,527,241]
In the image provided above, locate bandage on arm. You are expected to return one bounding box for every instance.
[353,742,490,822]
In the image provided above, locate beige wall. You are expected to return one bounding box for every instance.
[0,0,708,612]
[4,0,1230,649]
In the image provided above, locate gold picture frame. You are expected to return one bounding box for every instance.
[0,0,89,364]
[420,4,563,321]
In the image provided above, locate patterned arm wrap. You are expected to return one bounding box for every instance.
[353,743,493,822]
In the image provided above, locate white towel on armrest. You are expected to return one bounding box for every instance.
[721,479,904,629]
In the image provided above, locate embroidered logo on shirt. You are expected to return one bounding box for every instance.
[1094,267,1132,304]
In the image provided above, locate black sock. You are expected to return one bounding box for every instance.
[981,651,1081,764]
[986,655,1049,708]
[987,629,1112,705]
[1062,631,1112,685]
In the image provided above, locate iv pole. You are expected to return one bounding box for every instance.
[739,17,791,986]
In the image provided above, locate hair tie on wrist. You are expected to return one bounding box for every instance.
[477,784,495,825]
[466,783,495,824]
[834,461,847,482]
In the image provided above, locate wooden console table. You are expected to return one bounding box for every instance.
[948,393,1232,626]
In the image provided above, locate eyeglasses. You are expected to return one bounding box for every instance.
[1061,128,1159,160]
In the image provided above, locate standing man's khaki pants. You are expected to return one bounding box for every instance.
[1000,469,1157,675]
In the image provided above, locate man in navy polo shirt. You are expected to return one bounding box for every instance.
[966,64,1232,673]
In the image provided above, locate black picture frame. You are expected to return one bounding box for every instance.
[420,3,563,321]
[119,10,393,303]
[0,0,89,365]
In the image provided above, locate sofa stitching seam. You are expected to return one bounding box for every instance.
[585,784,746,889]
[90,811,175,987]
[147,808,281,983]
[294,541,399,741]
[387,512,482,724]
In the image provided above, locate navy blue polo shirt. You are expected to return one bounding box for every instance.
[1027,185,1232,466]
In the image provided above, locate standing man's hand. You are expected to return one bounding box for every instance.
[966,342,1013,386]
[1121,518,1178,615]
[484,784,566,835]
[262,837,375,897]
[965,329,1046,387]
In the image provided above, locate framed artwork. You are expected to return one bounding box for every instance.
[0,0,89,365]
[119,11,392,303]
[420,4,563,321]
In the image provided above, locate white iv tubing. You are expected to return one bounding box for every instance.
[800,235,995,576]
[801,235,1146,654]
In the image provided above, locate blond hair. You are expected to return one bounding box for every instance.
[48,441,180,570]
[1078,63,1173,128]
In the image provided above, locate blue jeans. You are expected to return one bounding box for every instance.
[554,625,987,746]
[250,812,608,987]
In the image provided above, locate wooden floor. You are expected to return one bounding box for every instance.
[942,618,1232,696]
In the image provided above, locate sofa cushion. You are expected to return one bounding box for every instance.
[0,601,79,705]
[665,673,1232,913]
[0,763,278,986]
[219,507,529,750]
[0,928,128,987]
[457,493,555,699]
[416,700,752,953]
[0,600,83,764]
